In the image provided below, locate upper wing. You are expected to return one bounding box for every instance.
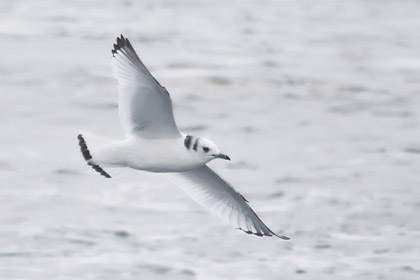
[111,35,180,139]
[171,165,290,239]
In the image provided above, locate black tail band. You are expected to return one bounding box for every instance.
[77,134,111,178]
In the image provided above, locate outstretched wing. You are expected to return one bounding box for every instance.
[111,35,180,139]
[172,166,290,239]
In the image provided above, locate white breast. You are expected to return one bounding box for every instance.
[122,136,204,172]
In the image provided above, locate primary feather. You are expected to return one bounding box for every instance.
[112,35,180,138]
[172,166,289,239]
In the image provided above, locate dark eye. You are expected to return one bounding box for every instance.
[202,147,210,153]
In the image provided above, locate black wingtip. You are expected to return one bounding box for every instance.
[278,235,291,240]
[270,231,291,240]
[239,228,268,237]
[112,35,125,57]
[112,34,135,57]
[110,34,168,93]
[125,37,133,50]
[238,227,290,240]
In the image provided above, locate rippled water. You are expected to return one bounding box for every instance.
[1,0,420,279]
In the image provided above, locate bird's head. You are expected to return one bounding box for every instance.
[184,135,230,163]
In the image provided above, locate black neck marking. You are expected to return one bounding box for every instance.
[184,135,193,149]
[193,138,200,151]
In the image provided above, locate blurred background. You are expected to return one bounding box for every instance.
[1,0,420,279]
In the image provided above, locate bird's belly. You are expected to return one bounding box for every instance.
[122,138,201,173]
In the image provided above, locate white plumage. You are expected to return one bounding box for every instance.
[78,35,289,239]
[111,36,179,139]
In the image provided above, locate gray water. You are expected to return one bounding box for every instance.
[1,0,420,279]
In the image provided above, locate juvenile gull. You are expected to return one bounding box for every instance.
[78,35,289,239]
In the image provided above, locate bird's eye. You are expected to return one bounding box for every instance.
[202,147,210,153]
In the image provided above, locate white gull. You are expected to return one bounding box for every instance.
[78,35,289,239]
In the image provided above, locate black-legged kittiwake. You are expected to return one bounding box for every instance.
[77,35,289,239]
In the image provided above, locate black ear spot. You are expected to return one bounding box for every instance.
[203,147,210,153]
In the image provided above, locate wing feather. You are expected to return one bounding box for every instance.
[171,166,290,239]
[111,35,180,139]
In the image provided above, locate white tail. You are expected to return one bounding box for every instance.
[77,132,117,178]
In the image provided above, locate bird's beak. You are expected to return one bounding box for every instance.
[214,153,231,161]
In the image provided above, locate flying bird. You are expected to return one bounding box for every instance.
[78,35,289,239]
